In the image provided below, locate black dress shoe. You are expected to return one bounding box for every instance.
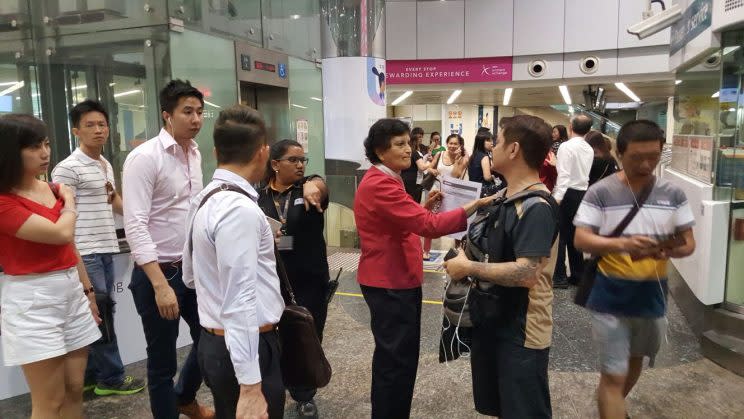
[553,276,569,289]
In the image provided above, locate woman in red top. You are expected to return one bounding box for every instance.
[0,114,101,419]
[354,118,493,419]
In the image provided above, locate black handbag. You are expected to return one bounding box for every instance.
[93,293,115,345]
[574,177,655,307]
[274,248,333,388]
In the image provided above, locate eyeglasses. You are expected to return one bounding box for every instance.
[277,156,309,164]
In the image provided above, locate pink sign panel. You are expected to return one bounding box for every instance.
[386,57,512,84]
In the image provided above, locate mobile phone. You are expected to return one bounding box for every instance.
[443,248,459,261]
[657,234,685,249]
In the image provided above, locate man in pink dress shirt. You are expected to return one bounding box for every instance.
[122,79,213,419]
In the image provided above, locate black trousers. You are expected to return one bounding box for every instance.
[554,188,586,284]
[287,276,329,403]
[360,285,422,419]
[197,329,285,419]
[471,325,551,418]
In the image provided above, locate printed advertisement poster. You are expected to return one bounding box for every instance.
[368,57,386,106]
[296,119,309,152]
[448,109,463,135]
[387,57,512,84]
[478,105,495,130]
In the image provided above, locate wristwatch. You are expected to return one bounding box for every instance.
[83,286,95,296]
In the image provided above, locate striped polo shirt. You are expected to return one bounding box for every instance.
[574,174,695,317]
[51,148,120,256]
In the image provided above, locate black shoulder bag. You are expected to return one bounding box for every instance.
[574,177,655,307]
[189,183,332,389]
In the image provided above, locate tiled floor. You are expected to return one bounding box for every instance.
[2,250,744,418]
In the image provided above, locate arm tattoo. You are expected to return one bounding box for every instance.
[470,257,542,287]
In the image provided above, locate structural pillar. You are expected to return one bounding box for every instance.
[320,0,386,178]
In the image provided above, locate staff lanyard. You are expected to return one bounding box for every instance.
[272,189,292,225]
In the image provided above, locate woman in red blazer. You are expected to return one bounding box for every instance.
[354,118,492,419]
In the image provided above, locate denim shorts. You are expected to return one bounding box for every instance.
[591,311,667,376]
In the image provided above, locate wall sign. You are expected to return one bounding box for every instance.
[670,0,713,55]
[387,57,512,85]
[296,119,309,151]
[235,42,289,88]
[240,54,251,71]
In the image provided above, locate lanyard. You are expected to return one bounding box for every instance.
[271,189,292,225]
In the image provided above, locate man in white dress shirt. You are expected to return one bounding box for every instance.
[552,114,594,288]
[183,104,286,419]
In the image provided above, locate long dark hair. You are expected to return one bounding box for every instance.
[585,130,612,159]
[553,124,568,142]
[472,130,494,155]
[0,114,48,193]
[265,139,303,183]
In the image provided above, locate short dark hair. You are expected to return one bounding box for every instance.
[364,118,410,164]
[552,124,568,141]
[69,99,109,128]
[213,105,266,165]
[500,115,552,170]
[570,114,593,136]
[473,130,494,154]
[616,120,664,154]
[411,127,424,137]
[159,79,204,116]
[266,139,303,182]
[0,114,48,193]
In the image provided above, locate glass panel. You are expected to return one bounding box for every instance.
[170,28,238,183]
[171,0,263,46]
[287,56,324,176]
[262,0,321,61]
[0,39,40,117]
[33,27,170,187]
[671,53,720,185]
[37,0,168,38]
[0,0,33,41]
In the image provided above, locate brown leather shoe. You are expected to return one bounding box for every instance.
[177,400,215,419]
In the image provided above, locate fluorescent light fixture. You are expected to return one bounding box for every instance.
[289,14,300,20]
[729,107,736,112]
[558,85,571,105]
[675,80,682,85]
[615,82,641,102]
[310,97,323,102]
[391,90,413,106]
[446,89,462,104]
[15,96,20,100]
[0,81,19,87]
[711,91,720,98]
[724,46,740,55]
[71,84,87,91]
[204,100,221,108]
[109,82,116,87]
[0,81,24,96]
[291,103,307,109]
[503,88,513,106]
[114,89,141,98]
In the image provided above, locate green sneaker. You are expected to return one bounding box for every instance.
[83,383,96,392]
[93,375,146,396]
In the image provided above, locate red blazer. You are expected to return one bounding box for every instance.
[354,166,467,289]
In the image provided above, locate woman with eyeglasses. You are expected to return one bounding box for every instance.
[256,139,329,418]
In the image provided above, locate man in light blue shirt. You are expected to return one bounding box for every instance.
[183,105,285,419]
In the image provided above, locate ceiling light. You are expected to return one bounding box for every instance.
[0,81,20,87]
[15,96,20,100]
[729,107,736,112]
[204,100,221,108]
[114,89,141,98]
[711,91,720,98]
[292,103,307,109]
[0,81,24,96]
[724,46,740,55]
[446,89,462,104]
[310,97,323,102]
[290,14,300,20]
[391,90,413,106]
[675,80,682,85]
[71,84,87,91]
[558,85,571,105]
[503,88,513,106]
[109,82,116,87]
[615,82,641,102]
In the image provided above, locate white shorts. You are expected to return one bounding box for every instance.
[1,268,101,366]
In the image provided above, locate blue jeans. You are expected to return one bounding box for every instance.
[129,265,203,419]
[82,253,126,387]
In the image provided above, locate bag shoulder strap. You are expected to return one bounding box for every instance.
[608,176,655,238]
[188,183,298,306]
